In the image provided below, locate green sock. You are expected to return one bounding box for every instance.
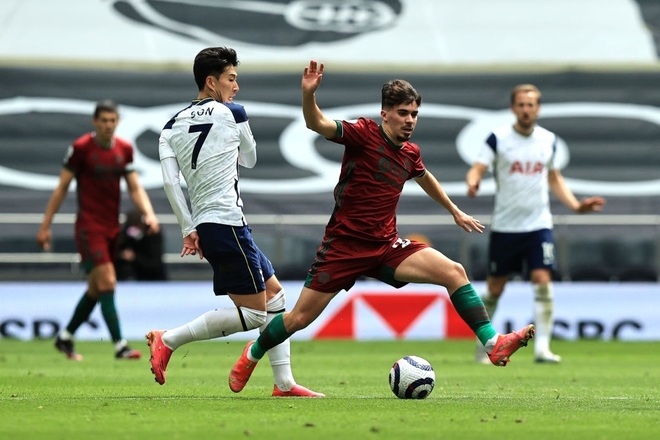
[251,313,292,360]
[66,292,97,334]
[450,284,497,346]
[98,291,122,342]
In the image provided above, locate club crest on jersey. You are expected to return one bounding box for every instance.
[111,0,402,46]
[509,160,543,175]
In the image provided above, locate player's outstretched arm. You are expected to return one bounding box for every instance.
[466,162,488,198]
[37,168,75,251]
[548,169,606,213]
[160,156,195,237]
[125,171,160,234]
[576,196,606,214]
[301,60,337,139]
[415,170,484,233]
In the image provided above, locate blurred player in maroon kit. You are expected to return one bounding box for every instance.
[228,60,536,393]
[37,99,160,360]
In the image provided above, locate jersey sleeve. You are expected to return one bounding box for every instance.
[160,155,195,237]
[158,129,176,161]
[63,144,82,173]
[474,132,497,167]
[409,144,426,178]
[224,102,257,168]
[330,117,370,146]
[237,123,257,168]
[158,129,195,236]
[122,140,135,174]
[548,133,558,170]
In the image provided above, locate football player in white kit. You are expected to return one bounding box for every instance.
[466,84,606,363]
[146,47,323,397]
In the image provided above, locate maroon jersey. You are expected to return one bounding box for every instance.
[64,133,134,234]
[326,117,426,242]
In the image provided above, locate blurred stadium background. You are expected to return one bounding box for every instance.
[0,0,659,283]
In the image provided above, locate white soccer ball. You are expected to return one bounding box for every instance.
[389,355,435,399]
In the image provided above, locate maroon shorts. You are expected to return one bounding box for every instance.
[304,235,429,293]
[75,227,119,274]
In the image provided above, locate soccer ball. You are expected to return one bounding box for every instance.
[389,355,435,399]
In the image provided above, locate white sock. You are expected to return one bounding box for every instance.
[482,291,500,320]
[533,283,554,355]
[484,334,499,352]
[162,308,245,351]
[114,339,128,352]
[262,290,295,391]
[59,329,73,340]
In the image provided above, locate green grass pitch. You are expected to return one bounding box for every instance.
[1,338,659,439]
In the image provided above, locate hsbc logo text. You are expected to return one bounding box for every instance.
[311,290,645,341]
[0,319,100,339]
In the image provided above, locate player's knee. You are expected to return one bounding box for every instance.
[286,311,313,332]
[488,287,504,297]
[238,307,267,331]
[449,261,468,281]
[265,276,284,297]
[266,290,286,313]
[486,281,505,296]
[96,280,116,292]
[438,261,469,292]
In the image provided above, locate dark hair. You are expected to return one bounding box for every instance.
[193,47,239,91]
[381,79,422,110]
[94,99,118,118]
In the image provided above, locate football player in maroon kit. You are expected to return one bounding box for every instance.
[228,60,536,392]
[37,99,160,360]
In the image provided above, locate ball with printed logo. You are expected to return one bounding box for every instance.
[389,355,435,399]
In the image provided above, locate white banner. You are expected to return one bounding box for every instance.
[0,0,655,65]
[1,280,658,341]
